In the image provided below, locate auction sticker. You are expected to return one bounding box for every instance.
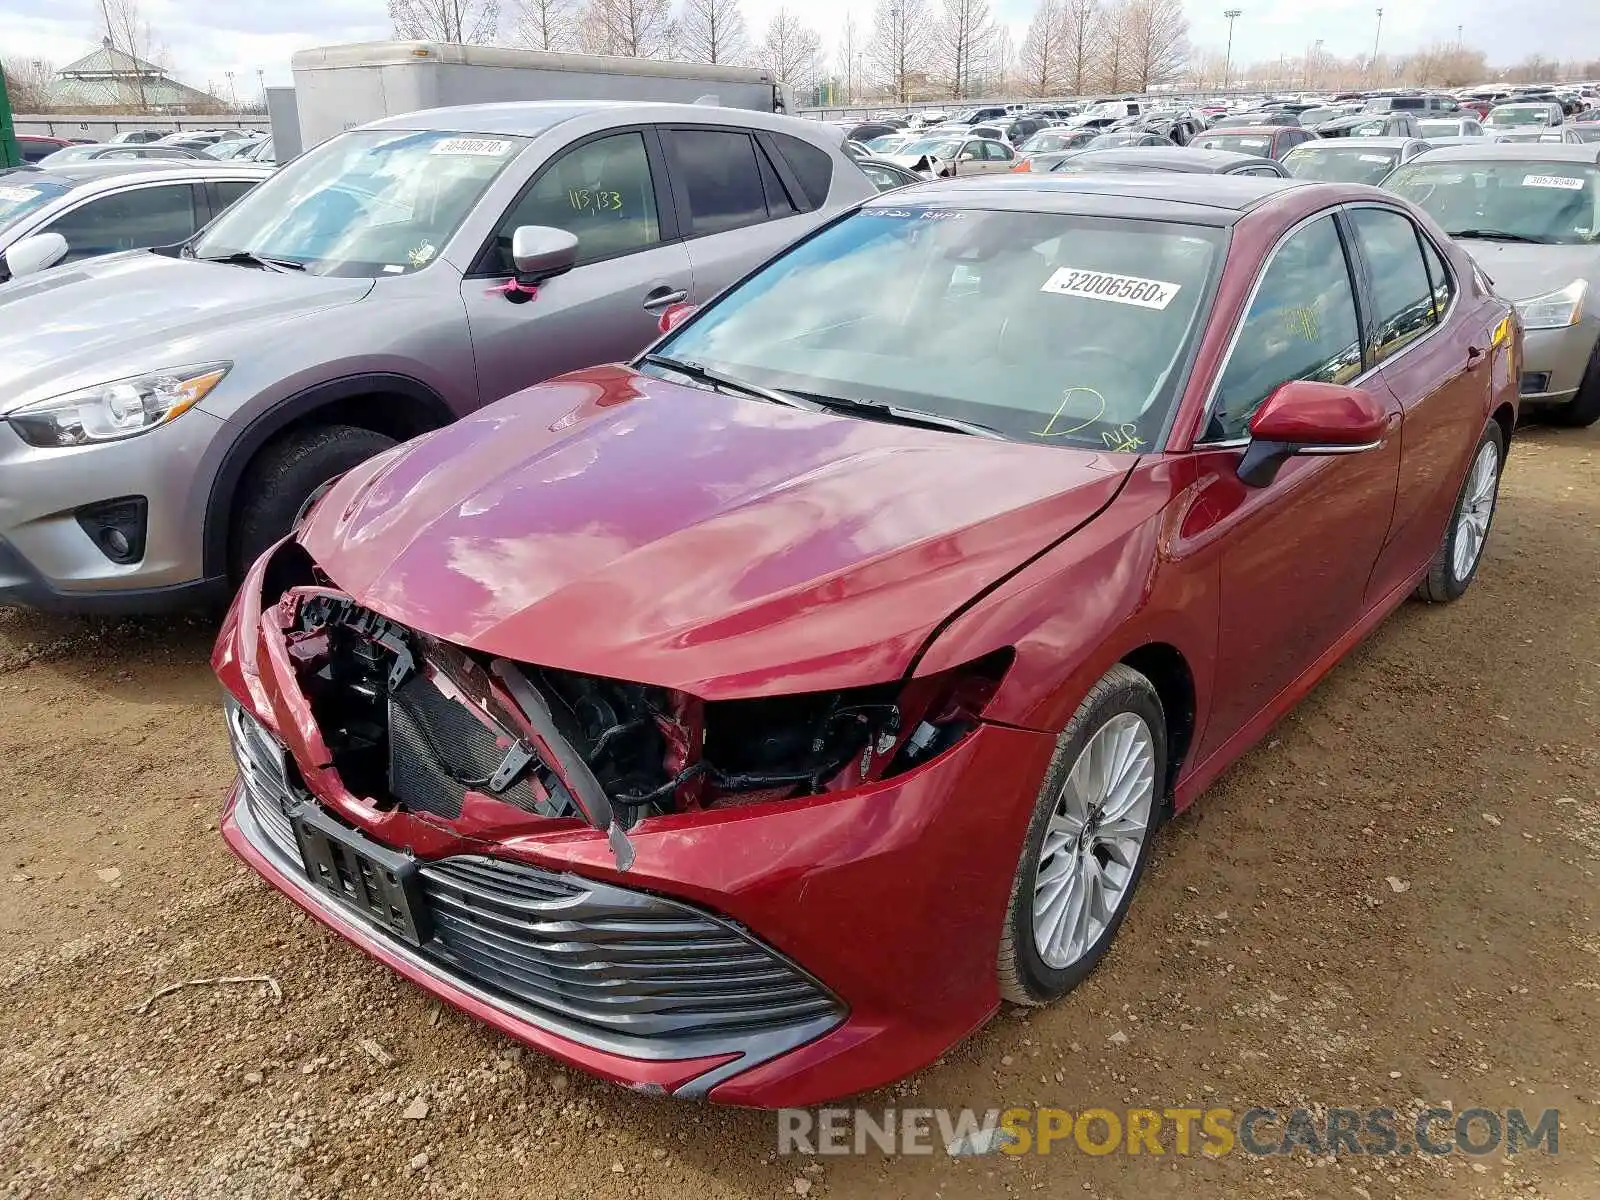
[1042,267,1181,310]
[1360,154,1393,162]
[0,186,39,203]
[1522,174,1585,190]
[430,137,514,157]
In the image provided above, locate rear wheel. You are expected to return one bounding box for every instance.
[230,424,397,580]
[1415,421,1503,603]
[998,664,1166,1005]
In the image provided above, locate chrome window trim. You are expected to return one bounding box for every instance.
[1193,200,1458,448]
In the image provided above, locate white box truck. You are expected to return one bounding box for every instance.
[288,41,796,150]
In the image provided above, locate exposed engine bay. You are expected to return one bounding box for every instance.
[273,590,1000,840]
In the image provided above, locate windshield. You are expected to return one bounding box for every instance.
[1088,132,1147,148]
[1572,126,1600,143]
[649,207,1223,451]
[1384,161,1600,244]
[189,128,527,276]
[900,138,963,158]
[1418,119,1466,137]
[34,146,102,165]
[1020,132,1076,153]
[866,134,913,152]
[1194,133,1273,154]
[0,179,71,235]
[1283,145,1401,183]
[1486,106,1550,126]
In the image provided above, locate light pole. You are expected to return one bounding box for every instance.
[1222,9,1242,91]
[1371,7,1383,77]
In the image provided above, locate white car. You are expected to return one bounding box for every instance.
[882,135,1017,178]
[0,161,273,282]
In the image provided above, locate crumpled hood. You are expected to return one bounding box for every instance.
[1453,239,1600,301]
[0,251,373,413]
[299,366,1132,699]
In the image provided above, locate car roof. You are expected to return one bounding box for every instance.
[1067,146,1269,171]
[863,173,1315,225]
[1292,136,1418,149]
[362,101,819,139]
[1411,142,1600,164]
[23,161,275,184]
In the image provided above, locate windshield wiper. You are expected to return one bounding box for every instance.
[1446,229,1545,244]
[191,249,305,272]
[640,353,813,410]
[800,393,1008,440]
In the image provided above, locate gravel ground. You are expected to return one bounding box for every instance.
[0,423,1596,1200]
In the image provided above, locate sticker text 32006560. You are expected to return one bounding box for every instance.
[1041,267,1182,310]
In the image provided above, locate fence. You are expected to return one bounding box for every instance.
[13,113,267,139]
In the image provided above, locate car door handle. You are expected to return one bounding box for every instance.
[642,287,688,313]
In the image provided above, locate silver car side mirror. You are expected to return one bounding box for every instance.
[511,225,579,281]
[3,232,69,279]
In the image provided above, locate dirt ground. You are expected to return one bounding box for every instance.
[0,423,1596,1200]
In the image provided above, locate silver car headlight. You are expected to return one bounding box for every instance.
[1514,280,1586,331]
[7,363,230,448]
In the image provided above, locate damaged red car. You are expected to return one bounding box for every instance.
[216,175,1518,1107]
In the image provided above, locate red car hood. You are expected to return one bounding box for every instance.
[299,366,1132,698]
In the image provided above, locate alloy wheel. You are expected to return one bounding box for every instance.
[1452,441,1500,583]
[1031,712,1156,970]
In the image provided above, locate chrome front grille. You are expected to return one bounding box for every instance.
[226,698,303,865]
[417,856,842,1041]
[226,699,843,1052]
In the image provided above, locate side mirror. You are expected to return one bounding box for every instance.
[510,225,578,281]
[4,232,69,279]
[657,301,697,334]
[1237,380,1388,488]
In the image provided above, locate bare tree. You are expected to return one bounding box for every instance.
[389,0,501,42]
[1018,0,1065,96]
[837,12,864,103]
[933,0,996,99]
[758,8,822,88]
[97,0,162,111]
[1061,0,1097,94]
[1092,0,1131,92]
[579,0,674,56]
[677,0,749,63]
[869,0,926,103]
[1122,0,1186,90]
[1,57,55,112]
[510,0,579,49]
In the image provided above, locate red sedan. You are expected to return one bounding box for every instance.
[215,174,1518,1107]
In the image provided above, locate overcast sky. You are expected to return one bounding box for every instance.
[1,0,1593,94]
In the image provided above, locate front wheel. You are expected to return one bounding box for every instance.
[1415,421,1504,603]
[1549,340,1600,428]
[998,664,1166,1005]
[230,423,398,580]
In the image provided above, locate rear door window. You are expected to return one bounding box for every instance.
[1349,207,1439,363]
[663,128,771,236]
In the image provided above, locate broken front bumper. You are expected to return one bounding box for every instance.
[215,559,1057,1106]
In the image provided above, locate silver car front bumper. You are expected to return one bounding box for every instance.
[1518,317,1600,407]
[0,407,229,610]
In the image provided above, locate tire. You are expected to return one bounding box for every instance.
[1548,340,1600,428]
[1415,420,1504,604]
[230,423,397,580]
[998,663,1167,1006]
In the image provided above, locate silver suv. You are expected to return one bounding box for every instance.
[0,102,871,612]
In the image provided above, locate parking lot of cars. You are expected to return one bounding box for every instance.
[2,63,1600,1197]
